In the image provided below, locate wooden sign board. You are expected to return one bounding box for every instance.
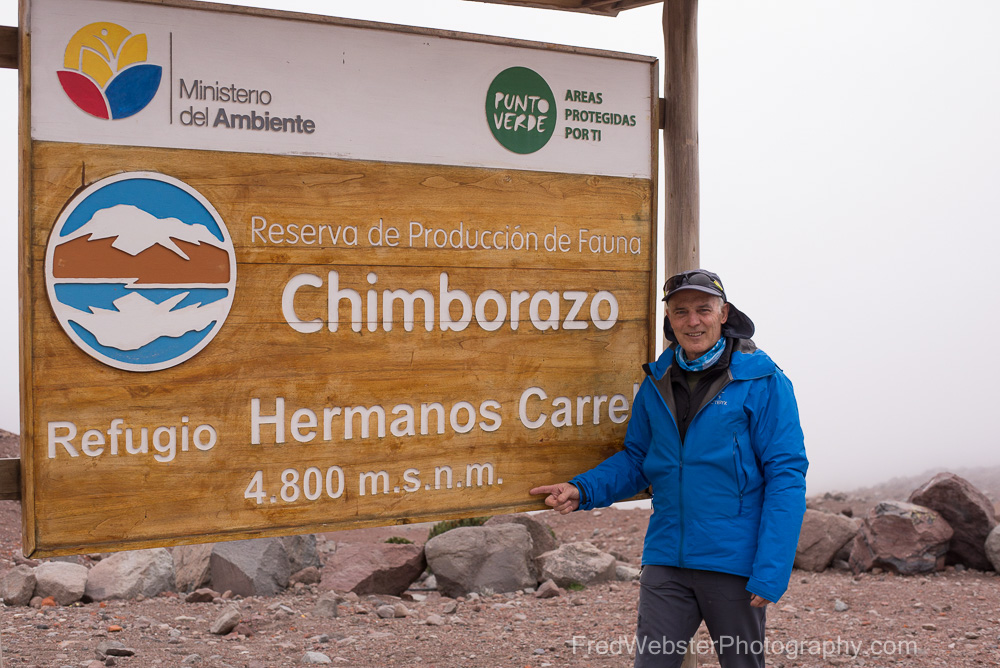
[19,0,658,556]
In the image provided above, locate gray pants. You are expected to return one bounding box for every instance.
[634,566,766,668]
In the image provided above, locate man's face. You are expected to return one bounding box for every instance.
[666,290,729,359]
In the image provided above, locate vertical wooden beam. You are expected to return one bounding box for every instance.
[19,0,36,555]
[0,26,17,69]
[663,0,699,276]
[664,6,701,668]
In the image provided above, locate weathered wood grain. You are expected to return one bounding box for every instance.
[24,142,655,556]
[663,0,700,276]
[0,459,19,501]
[18,0,36,554]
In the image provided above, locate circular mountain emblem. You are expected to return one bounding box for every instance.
[486,66,556,154]
[45,173,236,372]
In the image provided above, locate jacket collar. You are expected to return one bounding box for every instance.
[646,337,775,382]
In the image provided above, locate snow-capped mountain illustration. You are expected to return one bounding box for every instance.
[46,172,236,371]
[69,291,230,351]
[60,204,225,259]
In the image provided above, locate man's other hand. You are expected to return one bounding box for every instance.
[750,595,771,608]
[529,483,581,514]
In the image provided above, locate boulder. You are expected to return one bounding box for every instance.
[536,541,617,587]
[849,501,953,575]
[173,543,213,592]
[210,606,241,635]
[424,524,535,597]
[1,565,37,606]
[34,561,89,605]
[280,534,322,573]
[185,587,219,603]
[314,592,340,618]
[321,543,425,596]
[909,472,998,570]
[485,514,557,579]
[291,566,322,585]
[534,579,563,598]
[795,509,861,572]
[986,524,1000,573]
[85,548,175,601]
[210,538,290,597]
[615,561,641,581]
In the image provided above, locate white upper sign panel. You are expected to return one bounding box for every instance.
[29,0,655,179]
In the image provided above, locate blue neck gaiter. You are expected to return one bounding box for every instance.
[675,336,726,372]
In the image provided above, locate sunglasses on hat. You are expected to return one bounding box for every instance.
[662,270,726,301]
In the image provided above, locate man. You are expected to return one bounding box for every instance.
[531,269,807,668]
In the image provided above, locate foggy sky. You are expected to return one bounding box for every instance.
[2,0,998,494]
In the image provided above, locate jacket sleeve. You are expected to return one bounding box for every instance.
[745,370,808,603]
[568,380,653,510]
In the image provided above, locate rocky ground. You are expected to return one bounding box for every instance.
[3,428,1000,667]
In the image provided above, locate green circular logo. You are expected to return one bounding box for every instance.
[486,67,556,154]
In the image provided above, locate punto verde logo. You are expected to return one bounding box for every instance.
[57,22,162,120]
[486,67,556,154]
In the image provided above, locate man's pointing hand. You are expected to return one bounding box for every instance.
[530,483,581,514]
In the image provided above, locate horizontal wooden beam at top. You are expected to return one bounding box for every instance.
[467,0,662,17]
[0,458,20,501]
[0,25,16,70]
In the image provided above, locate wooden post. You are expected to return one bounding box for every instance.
[664,3,700,667]
[663,0,699,276]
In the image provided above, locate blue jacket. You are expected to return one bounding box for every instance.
[570,339,807,603]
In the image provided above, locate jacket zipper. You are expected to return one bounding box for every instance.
[644,367,734,569]
[732,432,745,515]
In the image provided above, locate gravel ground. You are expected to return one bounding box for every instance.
[2,504,1000,667]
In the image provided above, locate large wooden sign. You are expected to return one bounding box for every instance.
[19,0,658,556]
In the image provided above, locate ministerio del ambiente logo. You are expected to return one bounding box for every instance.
[57,21,162,119]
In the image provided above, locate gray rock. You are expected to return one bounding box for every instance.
[849,501,953,574]
[85,548,174,601]
[209,607,241,635]
[375,604,396,618]
[534,579,562,598]
[834,599,849,612]
[300,651,332,664]
[909,472,998,571]
[986,524,1000,573]
[1,564,37,606]
[424,524,535,597]
[95,641,135,659]
[210,538,290,597]
[281,535,322,573]
[173,543,213,592]
[485,514,558,579]
[425,613,446,626]
[536,542,617,587]
[795,509,862,572]
[615,561,641,581]
[290,566,322,585]
[314,592,339,618]
[34,561,88,605]
[185,588,219,603]
[321,543,425,596]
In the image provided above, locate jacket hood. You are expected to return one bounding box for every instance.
[662,301,755,344]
